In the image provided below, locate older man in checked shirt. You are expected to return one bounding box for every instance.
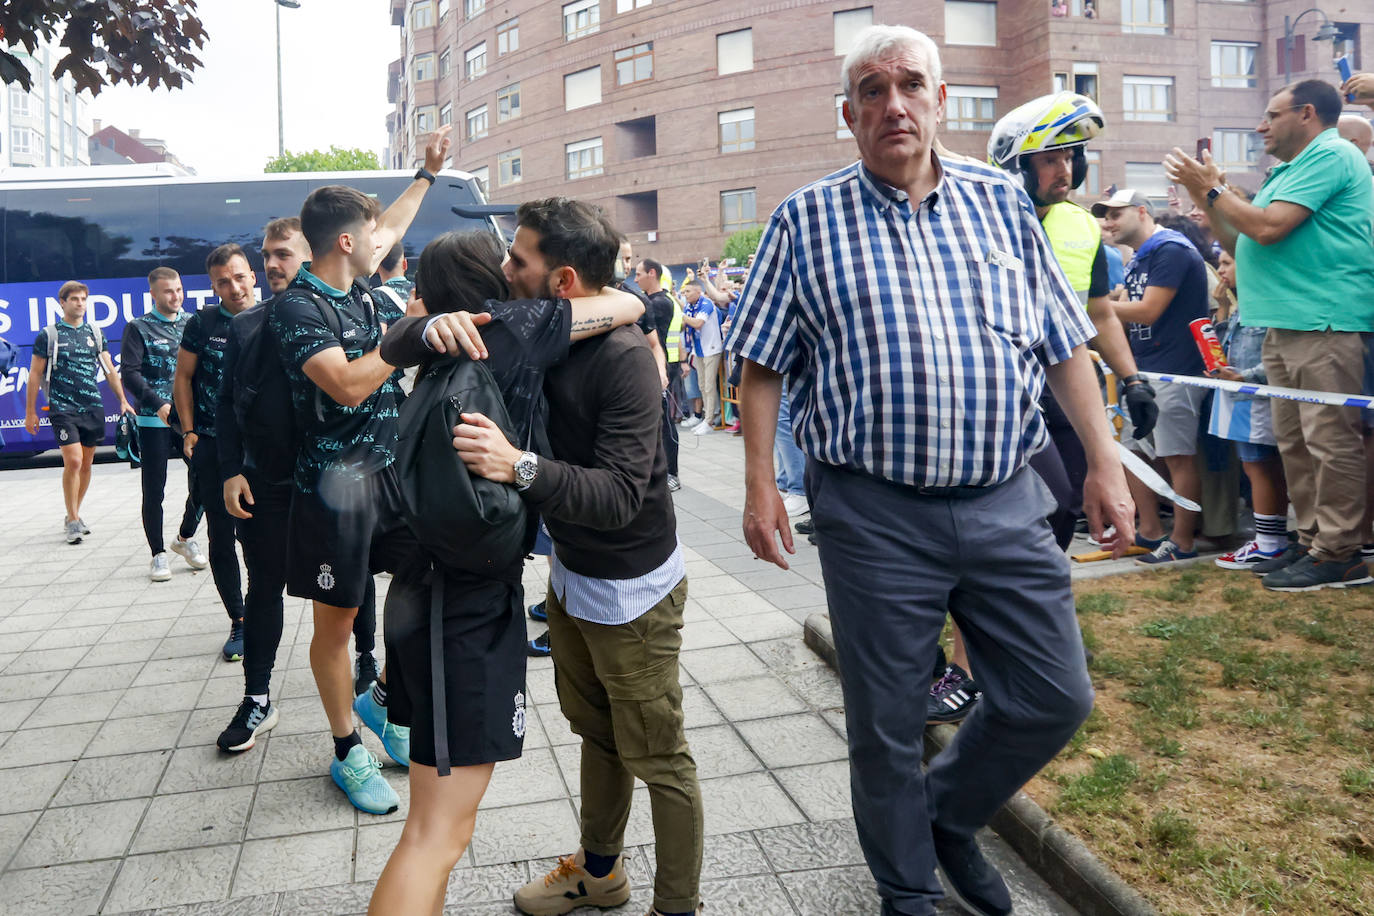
[726,24,1134,916]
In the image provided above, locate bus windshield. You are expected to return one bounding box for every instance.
[0,169,495,454]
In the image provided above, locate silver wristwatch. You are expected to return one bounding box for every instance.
[513,451,539,490]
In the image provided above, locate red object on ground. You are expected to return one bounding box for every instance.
[1190,318,1227,372]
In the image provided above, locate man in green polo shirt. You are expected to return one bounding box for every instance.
[1166,79,1374,591]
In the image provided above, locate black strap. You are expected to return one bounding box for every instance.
[428,565,451,777]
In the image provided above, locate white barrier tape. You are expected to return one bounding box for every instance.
[1139,371,1374,410]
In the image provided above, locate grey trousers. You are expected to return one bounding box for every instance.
[807,461,1094,916]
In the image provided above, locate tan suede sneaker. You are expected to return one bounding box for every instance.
[513,849,631,915]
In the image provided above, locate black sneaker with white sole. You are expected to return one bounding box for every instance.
[927,664,981,725]
[217,697,278,753]
[354,652,379,697]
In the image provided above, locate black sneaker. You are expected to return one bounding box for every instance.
[528,601,548,622]
[795,517,815,535]
[1250,542,1308,575]
[1362,543,1374,562]
[222,619,244,662]
[667,474,681,492]
[217,696,278,753]
[354,652,379,697]
[931,824,1012,916]
[927,664,981,725]
[528,630,551,657]
[807,532,817,546]
[1262,553,1374,591]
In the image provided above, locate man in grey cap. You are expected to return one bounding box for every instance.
[1095,189,1211,565]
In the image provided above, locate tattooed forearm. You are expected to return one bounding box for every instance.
[570,315,615,333]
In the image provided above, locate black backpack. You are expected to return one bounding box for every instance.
[393,354,528,576]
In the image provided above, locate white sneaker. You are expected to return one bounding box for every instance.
[679,416,702,428]
[150,552,172,582]
[693,420,713,436]
[171,537,209,570]
[782,493,809,517]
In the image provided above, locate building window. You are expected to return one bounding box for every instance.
[438,0,450,16]
[466,104,489,140]
[470,165,489,195]
[465,42,487,79]
[10,87,30,117]
[834,8,874,56]
[616,0,650,10]
[413,52,435,81]
[1333,23,1360,69]
[721,188,758,233]
[563,0,600,40]
[1073,63,1098,101]
[1053,72,1068,93]
[412,0,434,29]
[1080,151,1101,197]
[1121,0,1168,35]
[465,0,484,18]
[1122,75,1173,122]
[1124,161,1170,197]
[718,108,756,153]
[566,137,604,179]
[1210,41,1257,88]
[835,94,853,138]
[11,127,32,155]
[717,29,753,75]
[945,1,996,47]
[564,66,602,111]
[615,42,654,85]
[440,103,453,126]
[497,18,519,55]
[945,86,998,131]
[439,48,452,77]
[1213,129,1262,169]
[499,148,522,185]
[416,106,436,133]
[497,83,521,122]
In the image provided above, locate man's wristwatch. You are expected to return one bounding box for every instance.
[1206,185,1226,207]
[513,451,539,490]
[414,167,436,185]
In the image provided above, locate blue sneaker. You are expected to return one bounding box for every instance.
[1135,538,1199,566]
[528,600,548,622]
[330,744,399,815]
[353,689,410,767]
[528,630,551,657]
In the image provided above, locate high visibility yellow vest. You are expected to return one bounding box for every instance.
[664,292,684,362]
[1041,201,1100,306]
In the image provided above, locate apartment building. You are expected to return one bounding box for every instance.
[1,40,92,169]
[386,0,1372,263]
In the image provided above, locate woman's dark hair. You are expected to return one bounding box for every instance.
[1155,213,1217,267]
[414,231,509,315]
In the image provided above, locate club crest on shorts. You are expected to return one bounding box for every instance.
[512,691,526,739]
[58,428,69,441]
[317,563,336,591]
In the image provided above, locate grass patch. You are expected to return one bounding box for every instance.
[1056,754,1139,815]
[1077,592,1126,615]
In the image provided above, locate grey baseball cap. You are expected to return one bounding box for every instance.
[1090,189,1153,217]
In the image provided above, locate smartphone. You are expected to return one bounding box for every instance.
[1337,55,1355,102]
[1195,138,1211,161]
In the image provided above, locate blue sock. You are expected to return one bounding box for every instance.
[582,850,618,878]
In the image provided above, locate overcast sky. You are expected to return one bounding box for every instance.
[87,0,398,177]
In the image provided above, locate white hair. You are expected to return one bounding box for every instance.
[841,25,943,100]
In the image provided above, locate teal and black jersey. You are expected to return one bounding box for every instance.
[180,306,236,438]
[270,266,399,493]
[121,309,189,428]
[33,321,106,414]
[374,277,413,326]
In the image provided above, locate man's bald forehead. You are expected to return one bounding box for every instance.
[1338,114,1373,153]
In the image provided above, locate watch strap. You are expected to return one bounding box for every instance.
[414,167,436,185]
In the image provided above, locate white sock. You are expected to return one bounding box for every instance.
[1253,513,1288,554]
[249,694,268,707]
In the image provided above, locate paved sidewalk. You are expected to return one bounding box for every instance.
[0,431,1077,915]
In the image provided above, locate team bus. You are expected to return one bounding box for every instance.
[0,165,498,454]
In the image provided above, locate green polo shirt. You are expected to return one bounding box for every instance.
[1237,128,1374,332]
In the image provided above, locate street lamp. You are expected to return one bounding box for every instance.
[275,0,302,159]
[1282,8,1342,85]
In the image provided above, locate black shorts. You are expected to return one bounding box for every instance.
[286,464,403,608]
[383,565,528,770]
[49,408,105,448]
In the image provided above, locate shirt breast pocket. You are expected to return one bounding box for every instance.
[972,257,1035,346]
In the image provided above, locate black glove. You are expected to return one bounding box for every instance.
[1122,379,1158,440]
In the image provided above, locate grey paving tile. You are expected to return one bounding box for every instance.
[159,743,264,793]
[0,809,39,870]
[3,645,89,675]
[233,828,354,895]
[683,574,751,598]
[754,818,865,871]
[777,667,846,710]
[719,610,804,644]
[132,785,255,853]
[0,759,72,814]
[633,829,772,883]
[115,893,281,915]
[259,731,333,782]
[699,873,798,913]
[679,618,739,651]
[54,661,145,695]
[0,720,99,767]
[177,705,241,748]
[779,863,880,915]
[0,611,64,636]
[0,697,39,732]
[245,775,355,839]
[121,679,206,712]
[773,761,852,822]
[681,684,725,729]
[695,591,778,618]
[701,675,808,721]
[443,861,527,906]
[28,624,109,650]
[133,655,217,689]
[274,881,376,914]
[689,724,764,780]
[749,637,828,674]
[354,821,405,883]
[0,860,117,916]
[24,688,124,729]
[736,714,849,769]
[701,772,806,835]
[152,633,228,661]
[99,617,176,642]
[757,583,830,613]
[468,799,579,866]
[680,645,770,684]
[104,844,238,912]
[12,796,147,867]
[51,749,170,806]
[481,747,567,809]
[87,710,192,757]
[820,708,847,741]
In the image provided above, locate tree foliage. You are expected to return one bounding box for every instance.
[0,1,207,95]
[722,227,763,265]
[264,147,383,173]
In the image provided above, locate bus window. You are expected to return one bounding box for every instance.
[4,185,161,285]
[159,179,311,276]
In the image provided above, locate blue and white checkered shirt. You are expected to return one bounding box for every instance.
[725,158,1095,488]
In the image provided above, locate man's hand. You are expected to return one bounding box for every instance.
[658,365,669,390]
[183,431,198,459]
[452,412,520,483]
[1211,365,1243,382]
[23,411,38,436]
[422,125,453,174]
[424,311,492,358]
[1082,464,1135,559]
[1343,72,1374,107]
[1163,148,1224,196]
[119,399,135,416]
[743,483,796,569]
[684,268,695,282]
[156,403,172,424]
[406,290,427,318]
[224,474,255,519]
[1122,380,1158,440]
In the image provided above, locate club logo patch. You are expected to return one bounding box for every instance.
[512,690,526,739]
[317,563,335,590]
